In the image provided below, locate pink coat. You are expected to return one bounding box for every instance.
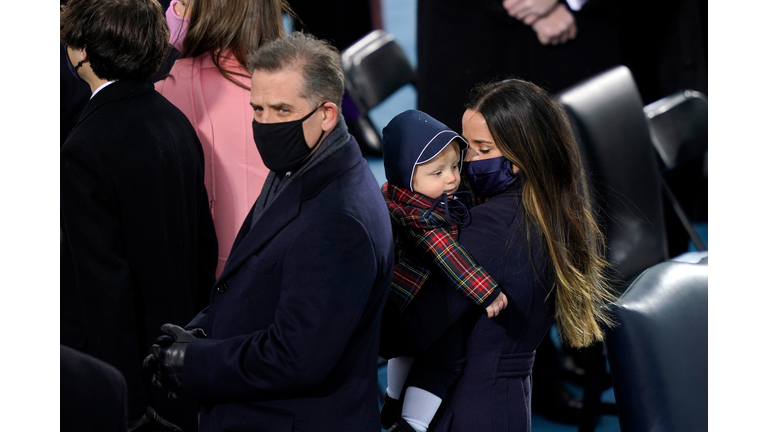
[156,52,268,277]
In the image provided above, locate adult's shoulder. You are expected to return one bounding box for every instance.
[162,55,199,76]
[155,52,251,110]
[308,138,390,236]
[154,56,198,94]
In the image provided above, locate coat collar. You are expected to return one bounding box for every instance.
[216,131,365,282]
[74,80,155,129]
[199,49,243,70]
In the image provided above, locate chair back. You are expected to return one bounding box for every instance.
[341,30,416,114]
[605,259,708,432]
[557,66,668,286]
[644,90,708,170]
[341,30,416,154]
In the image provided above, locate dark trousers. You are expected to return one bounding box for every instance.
[380,293,466,400]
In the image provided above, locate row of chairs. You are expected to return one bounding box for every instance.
[343,30,708,432]
[556,66,708,432]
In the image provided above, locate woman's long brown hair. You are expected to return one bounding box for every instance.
[465,79,616,348]
[179,0,292,89]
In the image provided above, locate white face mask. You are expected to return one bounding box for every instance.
[166,0,189,52]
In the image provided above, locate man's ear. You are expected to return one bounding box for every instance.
[76,46,88,63]
[320,102,339,132]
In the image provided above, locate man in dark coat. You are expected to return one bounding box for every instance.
[60,0,218,430]
[145,32,394,432]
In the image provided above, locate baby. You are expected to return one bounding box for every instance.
[380,110,508,432]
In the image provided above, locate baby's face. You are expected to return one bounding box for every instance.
[412,140,461,199]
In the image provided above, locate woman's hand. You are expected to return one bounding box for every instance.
[531,4,577,45]
[502,0,558,25]
[485,292,509,318]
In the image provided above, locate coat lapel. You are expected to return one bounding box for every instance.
[216,179,302,282]
[215,131,364,283]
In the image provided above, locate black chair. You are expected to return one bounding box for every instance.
[556,65,671,431]
[644,90,707,173]
[341,30,416,156]
[604,258,708,432]
[558,65,669,285]
[644,90,708,251]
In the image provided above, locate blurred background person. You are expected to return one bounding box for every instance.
[616,0,706,105]
[156,0,289,276]
[60,0,217,430]
[416,0,621,132]
[287,0,381,51]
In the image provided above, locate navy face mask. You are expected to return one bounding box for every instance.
[464,156,519,197]
[252,104,325,174]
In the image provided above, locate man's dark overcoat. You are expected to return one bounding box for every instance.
[183,124,394,432]
[60,79,218,431]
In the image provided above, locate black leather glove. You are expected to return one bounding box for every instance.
[143,324,205,399]
[127,406,182,432]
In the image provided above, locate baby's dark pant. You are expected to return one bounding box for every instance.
[380,293,466,400]
[404,321,465,399]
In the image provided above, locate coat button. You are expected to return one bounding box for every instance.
[216,283,228,293]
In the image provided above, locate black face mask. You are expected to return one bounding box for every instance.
[65,45,87,84]
[252,104,326,174]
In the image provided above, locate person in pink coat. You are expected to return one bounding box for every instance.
[156,0,290,276]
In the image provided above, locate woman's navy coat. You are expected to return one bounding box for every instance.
[381,179,555,431]
[183,130,394,432]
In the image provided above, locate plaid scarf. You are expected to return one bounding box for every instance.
[383,182,499,312]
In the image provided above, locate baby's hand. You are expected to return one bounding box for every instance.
[485,292,508,318]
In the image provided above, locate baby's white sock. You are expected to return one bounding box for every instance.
[385,356,415,399]
[401,386,443,432]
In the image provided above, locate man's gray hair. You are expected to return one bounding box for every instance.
[247,32,344,113]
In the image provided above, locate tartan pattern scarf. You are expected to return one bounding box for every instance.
[383,182,499,312]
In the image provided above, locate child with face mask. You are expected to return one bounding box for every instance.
[379,110,509,432]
